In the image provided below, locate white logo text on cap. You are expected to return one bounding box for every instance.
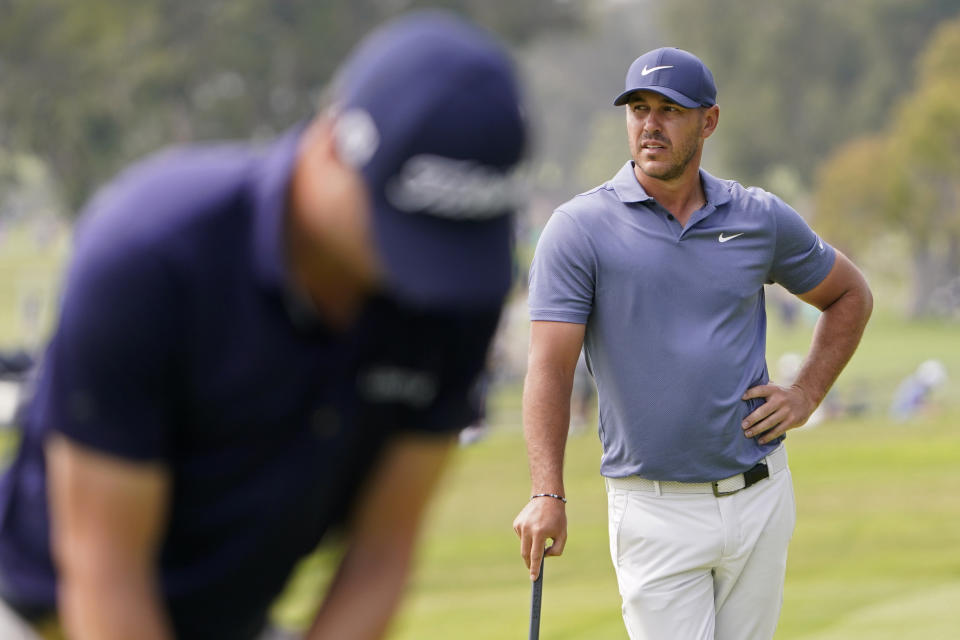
[386,155,522,220]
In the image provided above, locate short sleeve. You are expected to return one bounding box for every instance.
[411,308,501,433]
[528,210,596,323]
[355,303,502,435]
[768,199,836,294]
[36,236,179,461]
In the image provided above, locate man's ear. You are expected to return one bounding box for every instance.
[702,105,720,139]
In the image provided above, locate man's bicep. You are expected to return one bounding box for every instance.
[528,211,596,323]
[528,321,586,377]
[47,433,171,575]
[796,250,870,311]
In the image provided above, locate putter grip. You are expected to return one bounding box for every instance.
[529,556,544,640]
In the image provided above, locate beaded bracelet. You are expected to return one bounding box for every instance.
[531,493,567,504]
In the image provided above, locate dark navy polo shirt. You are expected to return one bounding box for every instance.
[0,126,500,639]
[529,161,835,482]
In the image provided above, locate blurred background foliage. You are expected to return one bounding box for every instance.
[0,0,581,211]
[1,0,959,332]
[813,15,960,316]
[2,3,959,637]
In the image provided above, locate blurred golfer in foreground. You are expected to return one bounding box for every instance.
[513,47,872,639]
[0,11,526,640]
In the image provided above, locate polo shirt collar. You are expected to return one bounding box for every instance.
[700,168,732,208]
[251,122,308,292]
[610,161,732,210]
[610,161,652,203]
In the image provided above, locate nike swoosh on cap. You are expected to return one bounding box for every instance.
[641,64,673,76]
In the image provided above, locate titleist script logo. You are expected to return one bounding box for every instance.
[359,366,438,408]
[386,154,522,220]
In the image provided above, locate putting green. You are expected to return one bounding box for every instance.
[796,581,960,639]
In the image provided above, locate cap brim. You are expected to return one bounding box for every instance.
[613,86,702,108]
[370,198,513,310]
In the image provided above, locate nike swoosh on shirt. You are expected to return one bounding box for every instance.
[718,232,745,243]
[641,64,673,76]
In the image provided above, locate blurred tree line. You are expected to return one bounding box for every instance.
[528,1,958,199]
[651,0,960,317]
[527,0,960,318]
[814,16,960,317]
[658,0,960,190]
[1,0,959,316]
[0,0,582,212]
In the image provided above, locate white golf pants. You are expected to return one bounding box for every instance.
[605,449,795,640]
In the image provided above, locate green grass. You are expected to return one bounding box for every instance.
[273,405,960,639]
[3,222,959,639]
[273,309,960,639]
[0,219,69,350]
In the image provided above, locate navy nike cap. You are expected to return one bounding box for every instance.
[614,47,717,108]
[330,11,527,310]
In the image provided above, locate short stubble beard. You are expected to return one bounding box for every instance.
[633,112,705,181]
[635,133,701,181]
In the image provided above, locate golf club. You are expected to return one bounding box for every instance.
[529,554,545,640]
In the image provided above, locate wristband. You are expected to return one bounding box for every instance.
[531,493,567,504]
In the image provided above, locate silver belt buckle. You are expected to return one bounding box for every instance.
[711,474,746,497]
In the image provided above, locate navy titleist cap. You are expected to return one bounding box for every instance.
[613,47,717,108]
[331,11,527,309]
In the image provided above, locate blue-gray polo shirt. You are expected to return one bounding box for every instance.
[529,161,835,482]
[0,126,500,639]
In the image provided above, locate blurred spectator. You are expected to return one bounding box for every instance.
[0,349,34,431]
[459,369,492,447]
[889,359,948,422]
[0,349,33,380]
[776,351,870,426]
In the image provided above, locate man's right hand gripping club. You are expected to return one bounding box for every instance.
[513,494,567,581]
[513,319,585,582]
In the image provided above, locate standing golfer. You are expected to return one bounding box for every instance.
[0,11,526,640]
[512,47,872,639]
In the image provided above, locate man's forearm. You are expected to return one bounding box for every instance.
[794,284,873,405]
[47,435,174,640]
[307,540,413,640]
[514,320,584,576]
[522,362,575,495]
[59,572,173,640]
[308,436,451,639]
